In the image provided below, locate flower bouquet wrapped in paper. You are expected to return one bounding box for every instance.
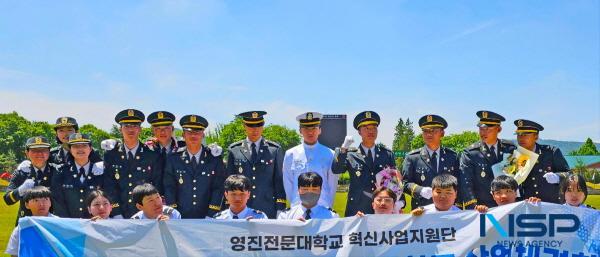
[375,166,405,213]
[492,145,539,184]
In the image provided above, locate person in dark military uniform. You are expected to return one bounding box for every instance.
[3,136,59,225]
[16,117,102,171]
[403,114,459,209]
[145,111,186,156]
[332,111,395,217]
[49,117,102,165]
[52,133,105,218]
[514,119,569,203]
[459,111,516,209]
[103,109,163,218]
[226,111,286,218]
[163,114,226,218]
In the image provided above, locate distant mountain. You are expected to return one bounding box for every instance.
[507,139,600,155]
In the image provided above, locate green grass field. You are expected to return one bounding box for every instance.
[0,192,598,256]
[1,192,19,257]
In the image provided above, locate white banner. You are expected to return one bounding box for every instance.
[18,202,599,257]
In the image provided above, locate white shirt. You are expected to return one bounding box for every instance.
[5,214,57,256]
[277,204,339,220]
[214,207,268,220]
[245,137,263,151]
[423,203,461,213]
[485,141,499,156]
[361,144,376,162]
[563,203,589,209]
[131,206,181,220]
[187,147,203,164]
[125,143,139,159]
[160,138,176,153]
[282,142,338,207]
[75,162,90,183]
[425,146,441,168]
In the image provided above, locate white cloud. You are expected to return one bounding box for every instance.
[0,90,120,131]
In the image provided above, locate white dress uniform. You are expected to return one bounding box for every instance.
[277,204,339,220]
[283,141,338,207]
[422,204,461,213]
[213,207,268,219]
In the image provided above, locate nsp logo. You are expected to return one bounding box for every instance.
[480,214,580,237]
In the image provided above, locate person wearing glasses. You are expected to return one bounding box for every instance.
[356,187,398,216]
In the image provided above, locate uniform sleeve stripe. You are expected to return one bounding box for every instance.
[9,191,16,202]
[410,184,418,196]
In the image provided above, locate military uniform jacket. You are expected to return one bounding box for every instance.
[213,207,268,220]
[402,146,459,208]
[3,164,59,225]
[103,142,163,218]
[226,139,286,219]
[52,162,105,218]
[282,142,338,208]
[163,146,225,218]
[49,146,102,165]
[459,139,516,209]
[146,138,185,169]
[520,144,569,203]
[331,145,395,217]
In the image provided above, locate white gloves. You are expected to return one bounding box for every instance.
[341,136,354,149]
[101,139,118,151]
[17,160,31,172]
[92,162,104,176]
[394,200,405,214]
[543,172,560,184]
[18,179,35,196]
[420,187,433,199]
[208,143,223,156]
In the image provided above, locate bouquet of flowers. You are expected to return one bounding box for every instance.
[492,146,539,184]
[375,166,405,212]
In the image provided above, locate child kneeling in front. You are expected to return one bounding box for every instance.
[214,175,268,220]
[356,187,398,216]
[562,173,593,209]
[474,175,540,213]
[411,174,460,216]
[131,183,181,220]
[278,172,339,221]
[5,186,57,257]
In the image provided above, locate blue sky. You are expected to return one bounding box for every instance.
[0,1,598,146]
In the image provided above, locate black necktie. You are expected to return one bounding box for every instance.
[191,156,198,169]
[305,209,312,220]
[431,152,438,173]
[366,149,374,167]
[128,151,135,167]
[78,167,85,183]
[490,146,498,162]
[251,143,257,163]
[233,215,239,219]
[161,147,166,155]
